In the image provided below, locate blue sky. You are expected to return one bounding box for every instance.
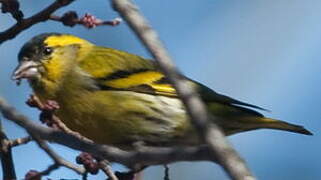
[0,0,320,179]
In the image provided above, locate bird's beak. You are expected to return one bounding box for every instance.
[12,61,40,85]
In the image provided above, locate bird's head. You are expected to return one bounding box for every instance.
[12,33,92,85]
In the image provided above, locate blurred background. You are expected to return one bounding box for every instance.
[0,0,320,179]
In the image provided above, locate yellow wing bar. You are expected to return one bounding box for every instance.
[98,70,177,97]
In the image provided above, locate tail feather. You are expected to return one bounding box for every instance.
[225,117,313,136]
[257,118,313,135]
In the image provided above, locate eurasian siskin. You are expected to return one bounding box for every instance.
[12,33,312,148]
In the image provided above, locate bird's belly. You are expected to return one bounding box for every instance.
[54,90,197,147]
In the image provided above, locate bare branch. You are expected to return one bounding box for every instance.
[0,0,75,44]
[163,165,169,180]
[38,163,59,179]
[25,169,43,180]
[9,136,32,147]
[1,97,85,177]
[49,12,122,28]
[111,1,255,180]
[27,95,93,143]
[0,120,16,179]
[34,137,85,175]
[0,97,215,170]
[98,159,119,180]
[0,0,24,21]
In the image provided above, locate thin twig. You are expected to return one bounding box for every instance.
[1,98,85,178]
[34,137,85,175]
[38,163,59,178]
[49,12,122,28]
[27,95,93,143]
[0,0,75,44]
[164,165,169,180]
[0,0,24,21]
[111,1,255,180]
[9,136,32,147]
[98,159,119,180]
[82,172,88,180]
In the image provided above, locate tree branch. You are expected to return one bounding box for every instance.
[0,0,24,21]
[1,99,84,178]
[0,120,16,180]
[163,165,169,180]
[9,136,32,147]
[0,0,75,44]
[34,137,85,175]
[26,95,93,143]
[111,1,255,180]
[98,159,119,180]
[49,12,121,29]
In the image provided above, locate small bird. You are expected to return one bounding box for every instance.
[12,33,312,148]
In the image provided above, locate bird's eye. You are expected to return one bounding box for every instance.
[43,47,53,55]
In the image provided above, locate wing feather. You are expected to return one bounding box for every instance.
[78,46,267,112]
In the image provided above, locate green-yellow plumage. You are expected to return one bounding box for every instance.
[13,33,312,148]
